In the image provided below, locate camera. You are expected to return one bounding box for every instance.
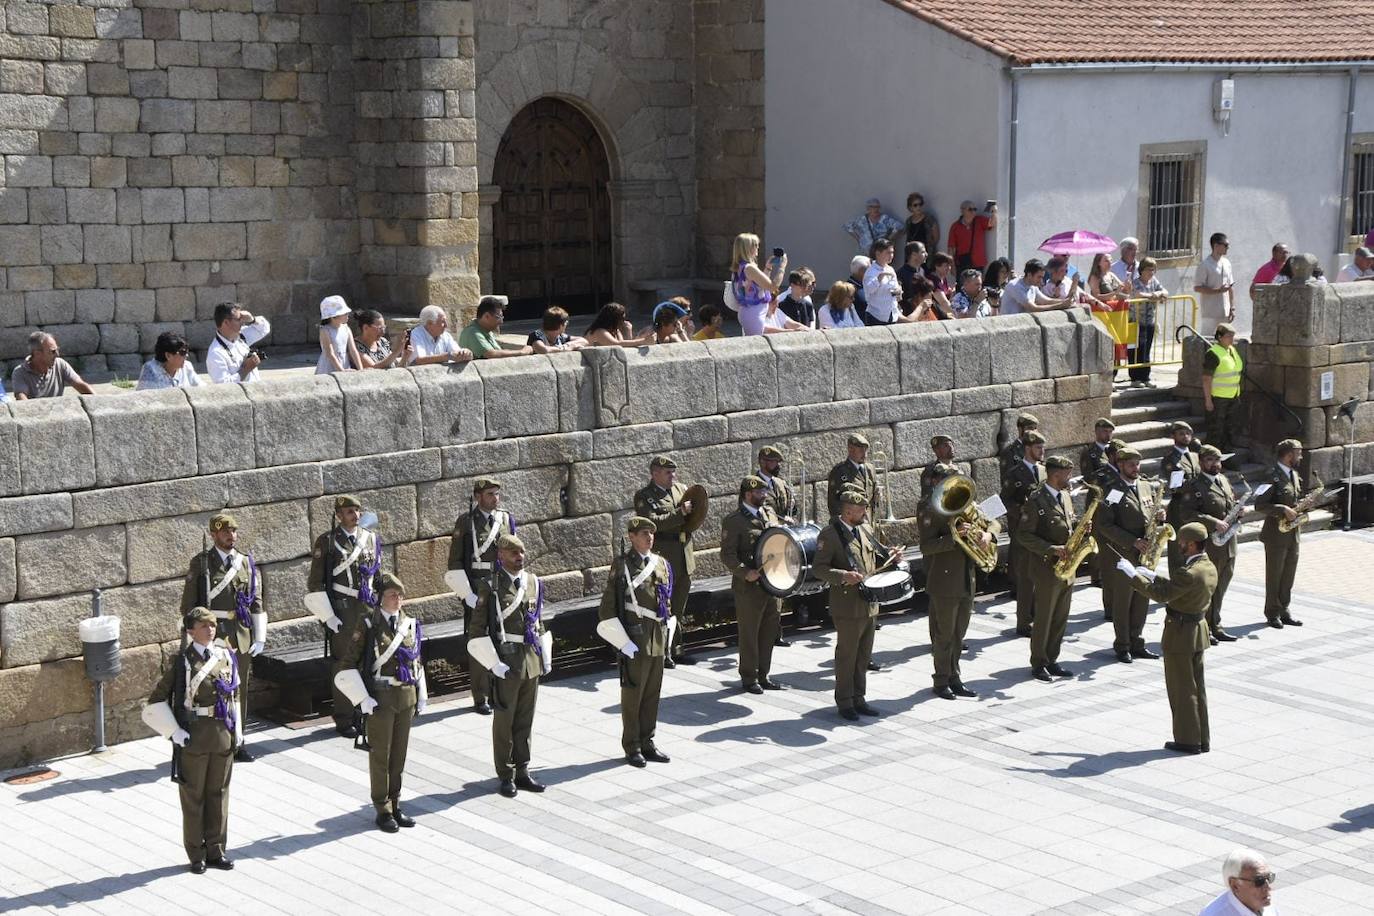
[249,348,268,362]
[772,247,785,259]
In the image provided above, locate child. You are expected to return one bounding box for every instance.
[776,268,817,328]
[317,295,361,373]
[1130,257,1169,387]
[691,303,726,340]
[527,306,587,353]
[652,301,688,343]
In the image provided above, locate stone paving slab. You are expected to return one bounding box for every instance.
[5,531,1374,915]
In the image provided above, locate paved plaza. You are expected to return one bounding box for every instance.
[5,531,1374,915]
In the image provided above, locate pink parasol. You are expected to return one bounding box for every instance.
[1038,230,1117,256]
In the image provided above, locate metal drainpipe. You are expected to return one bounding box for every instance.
[91,589,106,753]
[1008,70,1021,265]
[1336,68,1359,257]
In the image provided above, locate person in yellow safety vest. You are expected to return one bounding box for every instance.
[1202,323,1243,466]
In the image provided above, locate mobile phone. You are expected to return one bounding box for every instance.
[772,247,785,258]
[985,200,997,211]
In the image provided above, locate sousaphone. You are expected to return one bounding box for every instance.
[681,484,709,533]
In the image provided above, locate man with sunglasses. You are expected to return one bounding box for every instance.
[1201,848,1278,915]
[1193,232,1236,338]
[10,331,95,399]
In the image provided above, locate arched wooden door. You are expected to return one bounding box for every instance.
[493,98,612,318]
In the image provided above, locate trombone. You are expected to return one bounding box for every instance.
[785,443,809,526]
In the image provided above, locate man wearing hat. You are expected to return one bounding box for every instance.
[827,434,882,521]
[1098,447,1165,663]
[1202,324,1243,465]
[446,477,515,714]
[1091,437,1127,620]
[1256,439,1316,628]
[334,573,426,832]
[597,517,673,767]
[634,456,697,666]
[919,463,997,699]
[921,434,957,500]
[468,533,552,798]
[1079,419,1116,479]
[1178,445,1240,643]
[740,445,797,523]
[1016,455,1080,681]
[1121,522,1217,754]
[721,477,786,694]
[814,491,900,720]
[142,607,242,873]
[1001,430,1046,637]
[999,413,1041,477]
[305,494,383,738]
[1160,421,1203,570]
[179,513,264,762]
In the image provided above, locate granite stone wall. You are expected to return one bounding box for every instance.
[0,314,1113,767]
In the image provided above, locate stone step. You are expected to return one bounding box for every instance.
[1110,400,1192,426]
[1231,508,1336,546]
[1113,416,1206,444]
[1109,384,1181,407]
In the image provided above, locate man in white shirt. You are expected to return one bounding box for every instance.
[406,305,473,366]
[206,302,271,384]
[1335,246,1374,283]
[1042,257,1103,309]
[1001,259,1078,315]
[1194,232,1236,338]
[1110,237,1140,286]
[1200,848,1279,915]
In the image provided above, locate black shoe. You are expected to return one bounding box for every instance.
[205,857,234,871]
[515,772,545,793]
[1047,664,1073,678]
[1200,743,1210,753]
[933,685,956,700]
[874,622,883,630]
[950,681,977,698]
[642,745,670,763]
[1209,635,1219,646]
[1015,627,1033,639]
[1115,650,1133,664]
[499,779,518,798]
[336,723,358,739]
[1104,612,1113,622]
[743,682,764,695]
[663,656,677,669]
[855,702,882,717]
[189,861,206,875]
[1131,648,1160,660]
[1164,741,1203,755]
[474,700,493,716]
[674,653,699,665]
[760,678,785,690]
[1031,666,1052,682]
[626,752,647,768]
[1280,614,1303,627]
[867,661,882,672]
[376,812,399,833]
[1266,617,1284,629]
[838,707,861,721]
[392,807,415,828]
[1213,629,1238,643]
[774,637,791,647]
[233,746,255,763]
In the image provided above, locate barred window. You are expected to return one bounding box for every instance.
[1139,142,1206,260]
[1349,135,1374,243]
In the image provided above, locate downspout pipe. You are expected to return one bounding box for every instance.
[1336,68,1359,256]
[1008,70,1020,266]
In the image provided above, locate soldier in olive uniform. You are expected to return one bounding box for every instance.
[1256,438,1316,629]
[634,455,697,666]
[142,608,241,874]
[1159,421,1202,569]
[468,534,552,798]
[1091,437,1127,619]
[918,464,998,699]
[1078,418,1116,479]
[721,476,785,694]
[739,445,797,522]
[1016,455,1081,681]
[597,517,672,767]
[180,513,263,762]
[1123,522,1217,754]
[1001,430,1046,637]
[920,434,957,500]
[446,477,515,715]
[998,412,1041,476]
[334,573,426,832]
[826,433,882,520]
[1178,445,1240,643]
[1097,448,1165,663]
[814,491,900,720]
[305,495,383,737]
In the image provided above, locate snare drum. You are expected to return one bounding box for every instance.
[859,562,914,606]
[753,523,821,597]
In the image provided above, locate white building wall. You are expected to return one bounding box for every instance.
[764,0,1005,286]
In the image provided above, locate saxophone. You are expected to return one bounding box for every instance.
[1054,482,1101,584]
[1210,480,1252,546]
[1277,485,1343,534]
[1139,479,1175,569]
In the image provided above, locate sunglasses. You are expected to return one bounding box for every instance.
[174,348,189,356]
[1237,872,1277,888]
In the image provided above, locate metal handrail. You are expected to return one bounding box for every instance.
[1090,293,1197,368]
[1175,325,1305,434]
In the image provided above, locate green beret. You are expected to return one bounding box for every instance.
[742,475,768,491]
[1199,444,1222,459]
[1176,522,1209,544]
[1108,437,1127,452]
[334,494,362,510]
[930,434,953,448]
[649,455,677,470]
[496,533,525,552]
[1116,447,1142,462]
[1277,438,1303,455]
[183,606,215,629]
[379,572,405,595]
[1044,455,1074,470]
[472,477,501,494]
[209,512,238,532]
[1024,430,1046,445]
[758,445,783,461]
[847,433,870,448]
[839,490,870,507]
[627,516,657,534]
[1170,421,1193,434]
[1215,322,1236,339]
[1017,413,1040,429]
[1094,417,1116,430]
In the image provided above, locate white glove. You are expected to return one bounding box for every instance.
[415,697,427,716]
[464,592,478,609]
[326,617,341,633]
[171,728,190,747]
[491,662,511,679]
[1138,568,1159,582]
[360,697,379,715]
[1115,557,1136,577]
[621,642,638,659]
[249,641,264,657]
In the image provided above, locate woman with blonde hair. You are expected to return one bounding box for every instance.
[818,281,863,329]
[730,232,785,336]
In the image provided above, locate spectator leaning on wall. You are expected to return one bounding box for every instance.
[10,331,95,399]
[207,302,272,384]
[460,296,534,359]
[408,305,474,366]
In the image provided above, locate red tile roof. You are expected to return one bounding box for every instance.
[881,0,1374,66]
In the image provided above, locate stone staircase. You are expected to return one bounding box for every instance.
[1109,383,1336,542]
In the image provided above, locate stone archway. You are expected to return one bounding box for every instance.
[491,98,613,319]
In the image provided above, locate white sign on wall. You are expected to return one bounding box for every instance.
[1320,371,1334,401]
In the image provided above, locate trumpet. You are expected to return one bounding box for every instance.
[870,448,897,524]
[788,445,808,525]
[930,474,999,572]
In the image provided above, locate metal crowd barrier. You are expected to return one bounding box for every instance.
[1092,293,1198,369]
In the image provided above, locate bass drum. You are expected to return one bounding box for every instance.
[859,562,914,606]
[753,524,821,598]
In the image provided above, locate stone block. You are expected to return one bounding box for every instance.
[0,656,90,728]
[1036,311,1081,377]
[2,593,89,668]
[537,514,613,572]
[518,432,592,467]
[1331,341,1374,365]
[394,537,450,599]
[702,336,777,413]
[102,579,184,650]
[84,389,197,487]
[259,557,311,625]
[547,350,595,433]
[10,396,95,495]
[409,363,485,447]
[988,314,1045,383]
[950,385,1011,416]
[765,331,833,406]
[1325,401,1374,447]
[0,409,17,497]
[727,406,800,442]
[1074,310,1115,374]
[592,422,672,459]
[828,325,899,400]
[1055,374,1092,403]
[225,465,323,507]
[0,226,41,266]
[335,369,422,457]
[539,569,585,605]
[891,320,954,393]
[416,464,567,538]
[185,384,255,475]
[72,477,229,529]
[0,492,71,537]
[439,439,519,479]
[673,415,728,449]
[173,223,246,261]
[229,500,312,565]
[15,524,126,600]
[1011,379,1056,407]
[245,375,345,468]
[320,449,442,494]
[946,320,993,388]
[83,225,131,264]
[581,343,715,427]
[767,425,895,478]
[799,398,870,432]
[209,187,272,221]
[309,485,417,546]
[126,511,211,584]
[894,412,1002,469]
[1284,363,1366,409]
[1338,284,1374,343]
[0,538,12,603]
[998,399,1110,456]
[1253,283,1339,348]
[567,442,751,516]
[472,356,558,439]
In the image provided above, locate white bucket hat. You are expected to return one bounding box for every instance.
[319,295,351,320]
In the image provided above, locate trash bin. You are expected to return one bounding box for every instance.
[79,616,123,682]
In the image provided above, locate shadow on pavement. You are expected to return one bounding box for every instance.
[1009,747,1175,778]
[5,864,189,908]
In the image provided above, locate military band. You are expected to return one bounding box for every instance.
[1178,445,1240,643]
[446,477,515,715]
[1159,421,1202,570]
[742,445,797,522]
[1001,430,1046,638]
[634,456,697,666]
[1078,417,1116,480]
[1256,438,1312,629]
[1097,447,1164,663]
[826,433,882,520]
[1091,437,1127,621]
[1017,455,1080,681]
[721,476,786,693]
[998,412,1040,476]
[921,434,957,500]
